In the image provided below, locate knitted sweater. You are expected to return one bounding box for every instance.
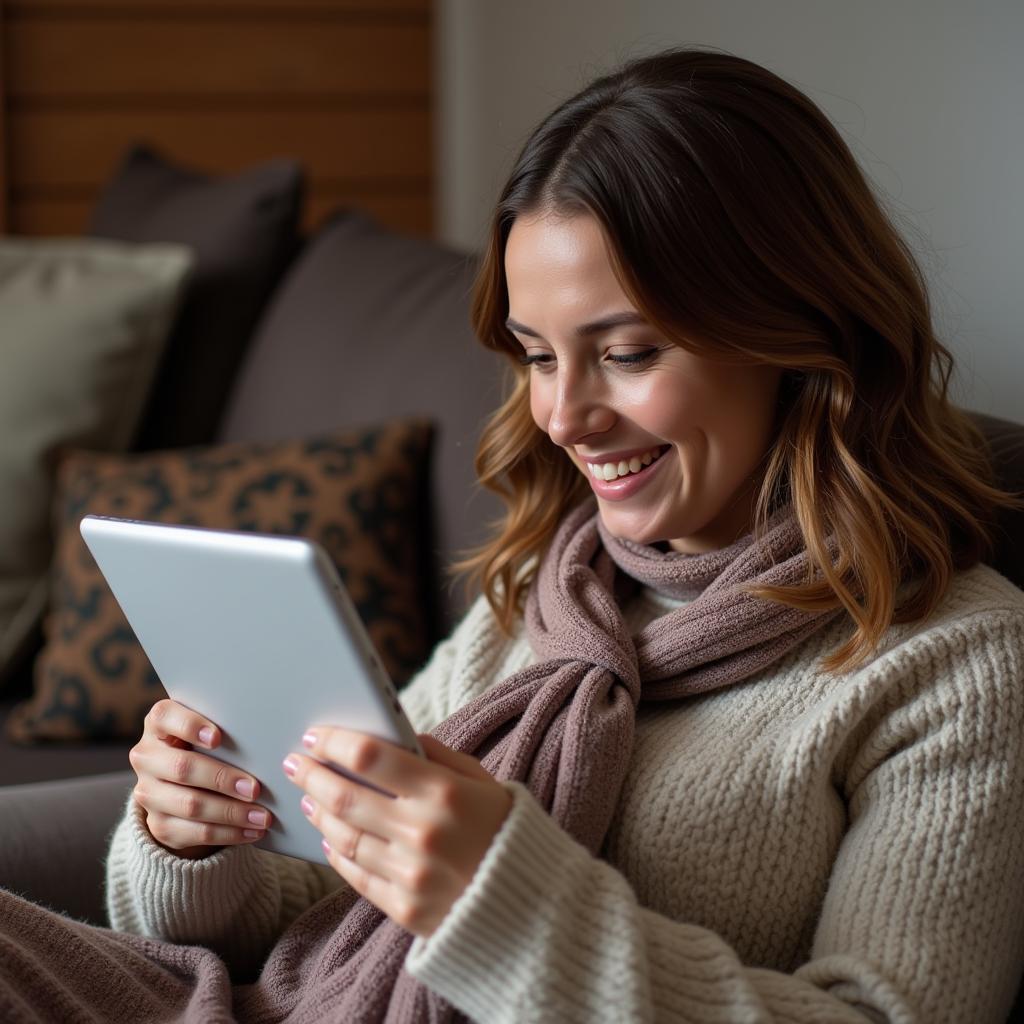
[105,564,1024,1023]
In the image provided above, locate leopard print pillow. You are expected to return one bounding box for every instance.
[5,419,433,743]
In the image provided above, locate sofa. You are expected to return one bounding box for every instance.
[0,147,506,786]
[1,148,1023,1017]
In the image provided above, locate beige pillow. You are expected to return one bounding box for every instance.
[0,239,192,687]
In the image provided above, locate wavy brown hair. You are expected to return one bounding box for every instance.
[451,46,1019,672]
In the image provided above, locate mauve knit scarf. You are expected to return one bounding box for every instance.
[0,499,841,1024]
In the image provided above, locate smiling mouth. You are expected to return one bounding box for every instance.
[583,445,670,482]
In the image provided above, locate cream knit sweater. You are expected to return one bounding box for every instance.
[105,564,1024,1023]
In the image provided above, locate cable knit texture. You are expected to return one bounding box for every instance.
[1,564,1023,1022]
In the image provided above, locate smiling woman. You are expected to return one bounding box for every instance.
[461,48,1017,678]
[2,44,1024,1024]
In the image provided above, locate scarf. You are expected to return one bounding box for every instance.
[226,497,841,1022]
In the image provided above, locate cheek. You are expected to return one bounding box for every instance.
[529,380,551,433]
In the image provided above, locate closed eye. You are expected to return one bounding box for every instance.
[609,349,658,366]
[518,349,658,369]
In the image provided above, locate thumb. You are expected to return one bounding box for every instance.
[417,733,492,781]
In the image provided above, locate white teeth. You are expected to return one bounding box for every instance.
[588,447,663,481]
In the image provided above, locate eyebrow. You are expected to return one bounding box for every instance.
[504,311,648,339]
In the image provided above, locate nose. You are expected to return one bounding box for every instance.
[545,368,615,448]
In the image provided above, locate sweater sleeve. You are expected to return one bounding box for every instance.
[103,596,490,976]
[405,610,1024,1024]
[104,792,342,979]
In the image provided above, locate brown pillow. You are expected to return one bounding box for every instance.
[5,419,433,744]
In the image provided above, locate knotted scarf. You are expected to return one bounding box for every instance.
[227,497,842,1022]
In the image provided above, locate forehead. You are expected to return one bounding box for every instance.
[505,212,628,304]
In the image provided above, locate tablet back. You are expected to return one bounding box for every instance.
[80,514,422,863]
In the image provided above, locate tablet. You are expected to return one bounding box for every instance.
[79,514,424,863]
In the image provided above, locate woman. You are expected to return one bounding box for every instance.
[5,46,1024,1023]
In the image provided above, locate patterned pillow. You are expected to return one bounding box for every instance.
[4,419,433,743]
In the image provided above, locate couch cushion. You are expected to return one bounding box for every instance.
[971,412,1024,589]
[90,144,303,451]
[5,418,433,743]
[0,239,192,691]
[0,771,133,924]
[217,209,504,636]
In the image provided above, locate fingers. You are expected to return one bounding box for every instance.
[136,777,272,851]
[284,752,411,844]
[129,740,261,803]
[298,727,434,800]
[144,698,220,750]
[131,698,268,855]
[301,793,388,865]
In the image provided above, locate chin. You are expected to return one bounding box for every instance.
[595,506,673,548]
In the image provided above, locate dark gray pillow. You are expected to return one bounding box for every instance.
[89,144,303,451]
[970,412,1024,589]
[217,209,504,638]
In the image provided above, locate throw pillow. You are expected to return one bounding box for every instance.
[89,144,304,450]
[4,419,433,744]
[0,238,192,690]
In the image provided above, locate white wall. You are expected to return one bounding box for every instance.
[435,0,1023,421]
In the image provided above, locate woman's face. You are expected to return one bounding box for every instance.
[504,210,783,553]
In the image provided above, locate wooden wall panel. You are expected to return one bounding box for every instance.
[11,191,432,237]
[10,107,431,187]
[8,20,429,99]
[0,0,434,237]
[9,1,428,11]
[0,5,7,232]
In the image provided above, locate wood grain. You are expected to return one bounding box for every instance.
[9,106,432,188]
[10,189,432,236]
[0,3,8,232]
[7,19,430,99]
[1,0,434,239]
[6,1,428,14]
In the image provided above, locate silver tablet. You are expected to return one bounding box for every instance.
[80,514,424,863]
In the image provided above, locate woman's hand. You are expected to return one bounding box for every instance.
[129,698,273,860]
[283,729,513,938]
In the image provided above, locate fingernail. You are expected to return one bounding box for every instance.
[301,795,315,817]
[198,726,215,747]
[282,756,298,778]
[235,779,254,799]
[243,829,264,839]
[248,809,268,827]
[301,731,317,750]
[321,838,332,858]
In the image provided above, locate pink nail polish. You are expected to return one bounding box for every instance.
[282,756,298,778]
[301,732,317,749]
[321,838,332,858]
[301,795,315,817]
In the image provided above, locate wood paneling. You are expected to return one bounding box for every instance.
[7,20,430,100]
[0,0,435,237]
[10,190,432,236]
[0,5,8,232]
[7,1,428,12]
[10,107,431,188]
